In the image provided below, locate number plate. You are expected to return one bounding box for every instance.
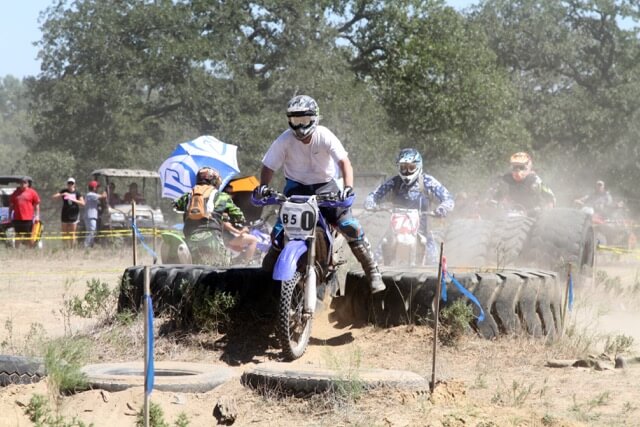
[280,200,317,239]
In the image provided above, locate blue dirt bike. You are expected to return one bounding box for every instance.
[253,190,352,360]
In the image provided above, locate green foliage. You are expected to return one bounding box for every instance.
[45,337,90,395]
[25,393,92,427]
[603,334,634,355]
[66,278,113,319]
[439,299,474,346]
[174,412,190,427]
[136,402,169,427]
[5,0,640,207]
[192,291,237,333]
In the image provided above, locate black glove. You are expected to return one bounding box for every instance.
[341,186,354,201]
[254,184,271,199]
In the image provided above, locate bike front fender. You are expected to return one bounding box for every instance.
[274,240,307,281]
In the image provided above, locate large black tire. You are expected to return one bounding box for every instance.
[0,355,45,386]
[489,216,535,268]
[241,363,429,394]
[118,265,279,318]
[443,219,494,267]
[277,272,312,361]
[81,361,237,393]
[332,267,563,339]
[519,208,595,284]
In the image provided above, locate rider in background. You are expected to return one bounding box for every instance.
[364,148,454,264]
[574,180,613,217]
[489,152,556,212]
[174,167,258,263]
[255,94,385,293]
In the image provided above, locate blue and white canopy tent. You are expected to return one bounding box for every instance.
[158,135,241,200]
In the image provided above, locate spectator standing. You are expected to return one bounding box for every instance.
[83,180,107,248]
[8,177,40,248]
[52,177,85,249]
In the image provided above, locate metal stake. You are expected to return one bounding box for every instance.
[431,242,444,393]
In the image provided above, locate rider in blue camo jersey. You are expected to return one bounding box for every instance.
[364,148,454,264]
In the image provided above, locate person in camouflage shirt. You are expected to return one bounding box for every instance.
[174,167,258,263]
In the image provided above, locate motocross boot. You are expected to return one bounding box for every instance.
[349,239,386,294]
[261,245,282,272]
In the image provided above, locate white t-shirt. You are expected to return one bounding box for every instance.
[261,126,348,185]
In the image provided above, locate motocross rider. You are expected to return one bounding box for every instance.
[255,94,386,293]
[490,152,556,213]
[364,148,455,264]
[174,167,258,263]
[574,180,613,217]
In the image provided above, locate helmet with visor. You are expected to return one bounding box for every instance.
[286,95,319,140]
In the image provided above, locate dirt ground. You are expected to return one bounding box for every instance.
[0,247,639,427]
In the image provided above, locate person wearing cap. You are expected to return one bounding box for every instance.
[52,177,85,249]
[8,177,41,248]
[83,180,107,248]
[575,180,613,216]
[489,152,555,213]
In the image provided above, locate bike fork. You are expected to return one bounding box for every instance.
[304,234,317,315]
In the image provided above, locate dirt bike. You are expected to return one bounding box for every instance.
[367,205,438,267]
[159,218,271,265]
[253,190,352,360]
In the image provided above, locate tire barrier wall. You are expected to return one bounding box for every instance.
[330,267,563,340]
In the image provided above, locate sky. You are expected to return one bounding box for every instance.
[0,0,478,79]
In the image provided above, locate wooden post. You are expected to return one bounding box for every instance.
[431,242,444,393]
[131,201,137,266]
[143,265,150,427]
[561,263,572,331]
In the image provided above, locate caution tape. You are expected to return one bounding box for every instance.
[0,227,163,241]
[0,269,124,277]
[597,244,640,256]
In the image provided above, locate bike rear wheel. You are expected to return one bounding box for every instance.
[277,271,312,361]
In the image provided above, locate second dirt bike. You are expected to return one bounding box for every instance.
[253,190,352,360]
[160,218,271,265]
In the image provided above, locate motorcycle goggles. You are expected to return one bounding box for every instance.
[511,164,527,172]
[288,115,316,129]
[399,162,418,175]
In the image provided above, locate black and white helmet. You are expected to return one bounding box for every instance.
[286,95,319,140]
[396,148,423,186]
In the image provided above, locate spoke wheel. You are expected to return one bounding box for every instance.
[277,271,312,360]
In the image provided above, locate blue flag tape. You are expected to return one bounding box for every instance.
[443,272,485,322]
[568,272,574,312]
[441,274,448,302]
[132,223,159,261]
[145,294,154,396]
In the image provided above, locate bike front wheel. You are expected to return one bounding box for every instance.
[277,271,312,361]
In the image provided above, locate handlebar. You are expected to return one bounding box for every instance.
[252,190,354,208]
[365,205,439,217]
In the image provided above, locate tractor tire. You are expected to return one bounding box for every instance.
[519,208,595,285]
[81,361,237,393]
[0,355,45,387]
[332,267,563,339]
[443,219,494,268]
[241,363,429,394]
[117,264,280,322]
[489,216,535,268]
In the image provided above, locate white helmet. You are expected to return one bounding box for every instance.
[286,95,319,140]
[397,148,423,186]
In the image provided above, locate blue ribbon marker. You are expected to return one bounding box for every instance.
[568,272,574,312]
[145,294,154,396]
[443,272,486,322]
[132,223,159,262]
